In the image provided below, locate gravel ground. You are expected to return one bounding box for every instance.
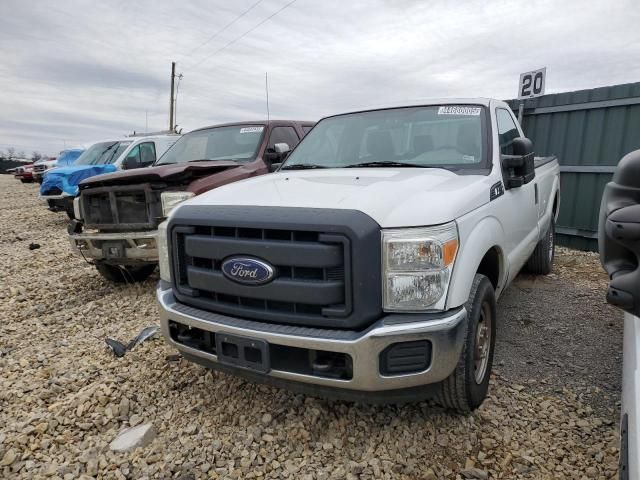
[0,175,621,479]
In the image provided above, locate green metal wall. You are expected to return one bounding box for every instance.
[507,82,640,251]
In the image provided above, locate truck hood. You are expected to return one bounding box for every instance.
[40,164,117,197]
[184,168,495,227]
[79,161,242,189]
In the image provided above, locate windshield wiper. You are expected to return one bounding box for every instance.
[344,161,429,168]
[280,163,328,170]
[189,158,239,163]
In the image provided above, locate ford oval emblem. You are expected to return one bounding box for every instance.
[221,257,275,285]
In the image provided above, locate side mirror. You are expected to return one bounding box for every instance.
[264,143,291,164]
[269,162,282,172]
[501,137,535,189]
[122,156,140,170]
[599,149,640,316]
[274,142,290,154]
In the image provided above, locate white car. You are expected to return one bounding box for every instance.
[598,149,640,479]
[156,98,560,411]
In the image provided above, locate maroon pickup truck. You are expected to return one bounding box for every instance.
[68,120,314,282]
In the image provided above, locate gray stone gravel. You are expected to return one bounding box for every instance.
[0,176,620,479]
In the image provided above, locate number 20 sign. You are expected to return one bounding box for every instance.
[518,67,546,99]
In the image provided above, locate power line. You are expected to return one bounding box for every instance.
[187,0,298,71]
[180,0,266,61]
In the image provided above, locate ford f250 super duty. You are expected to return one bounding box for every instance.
[69,121,314,283]
[156,99,560,411]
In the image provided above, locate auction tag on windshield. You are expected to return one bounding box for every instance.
[438,106,481,116]
[239,126,264,134]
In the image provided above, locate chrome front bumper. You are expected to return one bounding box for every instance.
[157,285,467,393]
[69,230,158,262]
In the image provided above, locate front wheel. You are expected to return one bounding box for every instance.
[95,263,156,283]
[435,274,497,413]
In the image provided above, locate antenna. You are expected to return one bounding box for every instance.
[265,72,270,121]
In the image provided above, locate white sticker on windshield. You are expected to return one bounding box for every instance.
[239,126,264,134]
[438,106,481,116]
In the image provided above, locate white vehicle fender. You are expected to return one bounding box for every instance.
[539,176,561,236]
[447,215,508,308]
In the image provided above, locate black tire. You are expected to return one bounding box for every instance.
[95,263,156,283]
[20,179,30,183]
[435,274,497,413]
[526,219,555,275]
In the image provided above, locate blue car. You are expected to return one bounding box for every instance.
[33,148,85,183]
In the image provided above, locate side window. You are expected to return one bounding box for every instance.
[268,127,300,151]
[124,145,141,166]
[496,109,520,155]
[139,142,156,166]
[302,125,314,136]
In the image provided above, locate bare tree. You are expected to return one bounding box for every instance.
[6,147,15,160]
[17,151,25,159]
[31,151,42,162]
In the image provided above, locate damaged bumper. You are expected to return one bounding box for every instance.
[69,230,158,263]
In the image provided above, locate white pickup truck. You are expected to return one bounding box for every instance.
[156,99,560,411]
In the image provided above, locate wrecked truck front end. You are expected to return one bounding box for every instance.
[69,182,164,264]
[68,161,247,282]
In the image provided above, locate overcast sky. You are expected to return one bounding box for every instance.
[1,0,639,156]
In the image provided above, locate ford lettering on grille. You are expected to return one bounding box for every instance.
[221,257,275,285]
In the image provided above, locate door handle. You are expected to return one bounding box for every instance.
[599,150,640,316]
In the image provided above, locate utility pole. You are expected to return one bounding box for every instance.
[169,62,176,132]
[265,72,270,121]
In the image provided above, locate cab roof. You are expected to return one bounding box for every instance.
[190,120,315,133]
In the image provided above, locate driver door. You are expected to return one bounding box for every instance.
[496,108,539,274]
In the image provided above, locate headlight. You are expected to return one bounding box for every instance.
[161,191,194,217]
[158,221,171,282]
[73,197,82,220]
[382,222,458,311]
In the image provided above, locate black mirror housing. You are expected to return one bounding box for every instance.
[122,156,140,170]
[599,149,640,316]
[501,137,535,189]
[512,137,533,156]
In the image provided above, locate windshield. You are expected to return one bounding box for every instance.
[156,125,265,165]
[282,105,487,170]
[74,141,132,166]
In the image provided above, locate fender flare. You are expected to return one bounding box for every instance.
[447,215,507,308]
